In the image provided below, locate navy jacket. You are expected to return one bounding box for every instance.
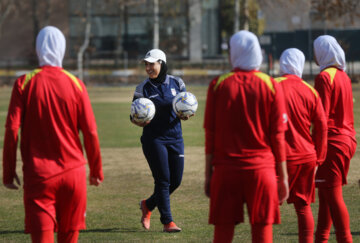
[133,75,186,143]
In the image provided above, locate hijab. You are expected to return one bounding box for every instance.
[149,61,168,84]
[313,35,346,71]
[279,48,305,78]
[36,26,66,67]
[229,30,263,71]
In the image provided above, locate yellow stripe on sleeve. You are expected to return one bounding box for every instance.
[213,72,234,91]
[61,69,83,92]
[274,77,287,83]
[254,72,275,94]
[323,67,337,85]
[302,80,318,98]
[21,69,42,90]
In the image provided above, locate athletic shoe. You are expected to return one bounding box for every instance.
[140,200,151,230]
[163,221,181,233]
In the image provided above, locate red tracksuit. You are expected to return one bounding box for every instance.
[204,69,287,225]
[276,75,327,167]
[314,66,356,243]
[3,66,103,232]
[276,74,327,203]
[315,67,356,187]
[276,74,327,243]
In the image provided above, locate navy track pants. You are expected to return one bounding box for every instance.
[142,140,184,224]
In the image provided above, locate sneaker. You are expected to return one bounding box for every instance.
[163,221,181,233]
[140,200,151,230]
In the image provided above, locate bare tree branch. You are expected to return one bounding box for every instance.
[311,0,360,23]
[0,0,16,39]
[153,0,159,49]
[77,0,92,81]
[234,0,240,32]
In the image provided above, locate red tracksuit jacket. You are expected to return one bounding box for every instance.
[3,66,103,187]
[276,74,328,165]
[314,67,356,153]
[204,69,287,169]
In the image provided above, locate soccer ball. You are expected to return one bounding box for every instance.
[131,98,156,123]
[172,92,198,117]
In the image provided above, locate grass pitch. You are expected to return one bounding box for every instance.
[0,84,359,242]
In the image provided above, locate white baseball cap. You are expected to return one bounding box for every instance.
[143,49,166,63]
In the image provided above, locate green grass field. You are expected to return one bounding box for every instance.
[0,84,359,242]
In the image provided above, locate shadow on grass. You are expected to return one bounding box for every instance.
[280,231,360,236]
[81,227,147,233]
[0,230,24,234]
[0,228,156,235]
[279,232,299,236]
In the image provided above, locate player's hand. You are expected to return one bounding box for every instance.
[178,114,194,121]
[90,176,102,186]
[204,154,213,198]
[277,178,289,205]
[131,117,150,127]
[204,178,211,198]
[314,165,318,176]
[204,170,212,198]
[4,173,21,190]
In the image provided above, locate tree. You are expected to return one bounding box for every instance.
[311,0,360,24]
[230,0,249,33]
[248,0,264,35]
[234,0,240,32]
[310,0,360,33]
[153,0,159,49]
[30,0,59,46]
[44,0,53,26]
[31,0,40,48]
[0,0,16,39]
[111,0,187,57]
[71,0,195,63]
[221,0,264,39]
[77,0,92,81]
[188,0,202,62]
[239,0,249,31]
[102,0,149,59]
[29,0,64,63]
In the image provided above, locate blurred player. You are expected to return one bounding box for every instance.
[275,48,328,243]
[2,26,104,243]
[313,35,357,243]
[131,49,191,233]
[204,30,289,243]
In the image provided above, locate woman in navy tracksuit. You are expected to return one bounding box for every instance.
[131,49,190,233]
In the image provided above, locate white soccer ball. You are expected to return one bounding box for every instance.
[131,98,156,123]
[172,92,198,117]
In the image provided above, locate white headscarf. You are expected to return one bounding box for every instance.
[279,48,305,78]
[229,30,263,71]
[36,26,66,67]
[313,35,346,71]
